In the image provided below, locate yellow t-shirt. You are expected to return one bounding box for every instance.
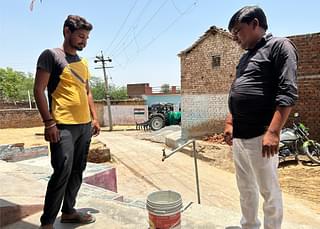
[37,48,91,124]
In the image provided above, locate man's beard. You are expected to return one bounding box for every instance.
[69,40,85,51]
[75,46,83,51]
[72,44,84,51]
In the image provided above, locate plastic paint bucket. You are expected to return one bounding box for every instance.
[146,190,182,229]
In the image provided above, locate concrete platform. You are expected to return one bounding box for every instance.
[0,158,120,228]
[1,129,319,228]
[0,158,242,229]
[1,149,318,228]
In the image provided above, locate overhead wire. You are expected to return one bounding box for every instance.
[108,0,153,56]
[111,0,170,58]
[112,0,198,68]
[140,0,198,52]
[105,0,139,54]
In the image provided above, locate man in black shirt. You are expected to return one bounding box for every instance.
[224,6,298,229]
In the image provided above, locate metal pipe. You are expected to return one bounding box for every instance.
[162,139,194,161]
[193,140,201,204]
[161,139,201,204]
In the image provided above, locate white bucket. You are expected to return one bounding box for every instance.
[146,190,182,229]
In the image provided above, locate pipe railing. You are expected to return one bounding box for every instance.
[162,139,201,204]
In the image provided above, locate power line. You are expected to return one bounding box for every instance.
[112,0,170,58]
[139,0,198,53]
[108,0,153,56]
[112,0,198,67]
[106,0,138,54]
[170,0,183,15]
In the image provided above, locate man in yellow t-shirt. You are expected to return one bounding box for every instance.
[34,15,100,229]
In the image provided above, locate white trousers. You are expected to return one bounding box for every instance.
[233,135,283,229]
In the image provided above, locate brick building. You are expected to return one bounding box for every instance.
[179,26,320,140]
[127,83,152,98]
[179,26,243,139]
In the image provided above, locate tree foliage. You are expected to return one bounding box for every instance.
[0,69,128,103]
[89,77,128,100]
[160,83,170,93]
[90,77,106,100]
[0,67,34,102]
[109,84,128,100]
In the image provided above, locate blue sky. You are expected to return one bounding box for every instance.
[0,0,319,87]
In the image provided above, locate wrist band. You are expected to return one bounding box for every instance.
[45,123,56,130]
[43,118,53,123]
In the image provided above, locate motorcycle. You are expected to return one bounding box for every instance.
[279,113,320,164]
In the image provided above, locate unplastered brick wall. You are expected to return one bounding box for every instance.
[0,100,147,129]
[288,33,320,76]
[289,76,320,141]
[288,33,320,141]
[0,109,42,128]
[179,28,243,138]
[0,101,37,109]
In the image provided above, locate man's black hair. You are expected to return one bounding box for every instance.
[63,15,92,36]
[228,6,268,32]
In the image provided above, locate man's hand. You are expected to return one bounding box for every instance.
[224,113,233,146]
[262,106,293,158]
[44,124,60,143]
[262,130,280,158]
[224,123,233,146]
[91,119,101,137]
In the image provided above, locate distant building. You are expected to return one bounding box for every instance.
[127,83,181,111]
[127,83,152,98]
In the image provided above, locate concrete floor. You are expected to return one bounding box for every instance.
[0,130,319,228]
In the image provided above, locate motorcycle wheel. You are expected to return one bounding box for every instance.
[305,142,320,164]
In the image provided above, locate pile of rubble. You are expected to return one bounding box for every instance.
[88,140,111,163]
[202,133,226,144]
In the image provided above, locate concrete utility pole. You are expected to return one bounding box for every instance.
[94,51,113,131]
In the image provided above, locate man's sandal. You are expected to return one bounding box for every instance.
[61,212,96,224]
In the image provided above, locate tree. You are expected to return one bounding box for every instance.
[89,77,128,100]
[109,84,128,100]
[160,83,170,93]
[0,67,34,102]
[90,77,106,100]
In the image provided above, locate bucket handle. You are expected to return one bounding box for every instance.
[181,201,193,213]
[168,204,194,229]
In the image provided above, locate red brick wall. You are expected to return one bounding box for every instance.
[288,76,320,141]
[0,100,147,129]
[288,33,320,141]
[127,83,151,98]
[0,109,42,128]
[180,30,243,95]
[0,101,37,109]
[179,28,244,138]
[288,33,320,76]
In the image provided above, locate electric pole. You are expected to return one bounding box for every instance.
[94,51,113,131]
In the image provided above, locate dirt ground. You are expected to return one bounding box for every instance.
[1,127,319,213]
[195,140,320,209]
